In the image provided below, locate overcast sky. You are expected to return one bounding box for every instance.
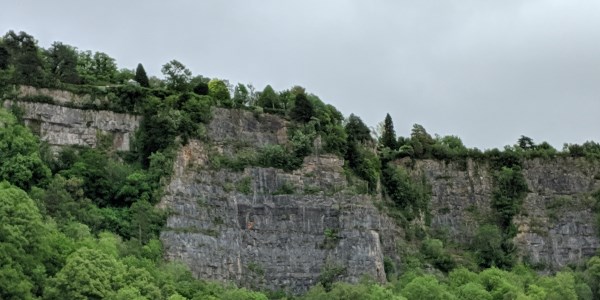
[2,0,600,149]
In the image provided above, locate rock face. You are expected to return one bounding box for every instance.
[7,90,600,290]
[159,109,402,293]
[3,100,140,151]
[411,158,600,269]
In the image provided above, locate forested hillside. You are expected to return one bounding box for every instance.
[3,29,600,299]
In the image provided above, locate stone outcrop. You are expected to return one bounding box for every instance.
[3,100,140,151]
[409,158,600,269]
[159,109,402,293]
[7,88,600,291]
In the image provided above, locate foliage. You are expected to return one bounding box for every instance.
[134,63,150,87]
[257,85,281,112]
[3,30,47,87]
[46,42,80,84]
[380,113,398,150]
[77,50,118,85]
[290,92,315,123]
[345,142,380,193]
[208,78,231,106]
[381,164,431,221]
[345,114,372,144]
[492,166,528,229]
[161,59,192,92]
[0,108,51,190]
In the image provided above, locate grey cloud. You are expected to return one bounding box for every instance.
[2,0,599,149]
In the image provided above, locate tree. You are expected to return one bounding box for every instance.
[410,124,434,157]
[77,50,118,85]
[401,276,453,300]
[208,78,231,105]
[3,30,46,86]
[45,248,125,300]
[345,114,372,144]
[0,181,48,299]
[472,224,511,268]
[134,63,149,87]
[0,108,51,190]
[232,83,249,107]
[46,42,80,84]
[92,52,118,83]
[161,59,192,92]
[290,92,315,123]
[517,135,536,150]
[190,75,210,95]
[0,44,10,70]
[380,113,397,149]
[257,85,280,111]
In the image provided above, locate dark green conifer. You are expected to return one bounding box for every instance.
[134,63,150,87]
[381,113,397,149]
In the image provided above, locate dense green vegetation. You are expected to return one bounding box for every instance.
[3,29,600,299]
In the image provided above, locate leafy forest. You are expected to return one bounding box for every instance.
[2,29,600,299]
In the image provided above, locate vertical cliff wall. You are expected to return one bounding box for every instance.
[410,158,600,269]
[159,108,403,293]
[3,100,140,151]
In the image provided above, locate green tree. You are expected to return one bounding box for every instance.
[0,181,49,299]
[492,166,528,229]
[410,124,435,157]
[45,248,125,300]
[291,92,315,123]
[3,30,47,86]
[0,108,51,190]
[92,52,118,83]
[208,78,231,106]
[401,276,454,300]
[0,44,9,70]
[345,114,372,144]
[472,224,512,268]
[232,83,249,107]
[517,135,536,150]
[45,42,80,84]
[161,59,192,92]
[134,63,150,87]
[129,199,166,243]
[380,113,397,149]
[77,50,117,84]
[257,85,280,111]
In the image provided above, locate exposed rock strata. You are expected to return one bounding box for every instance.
[410,158,600,269]
[3,100,139,151]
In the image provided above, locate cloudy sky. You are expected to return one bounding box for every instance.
[2,0,600,149]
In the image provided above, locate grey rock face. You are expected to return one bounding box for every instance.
[3,100,140,151]
[412,158,600,269]
[159,140,400,293]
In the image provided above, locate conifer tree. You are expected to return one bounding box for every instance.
[381,113,398,149]
[134,63,150,87]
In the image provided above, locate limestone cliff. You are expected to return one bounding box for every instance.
[408,158,600,269]
[3,99,139,151]
[158,108,402,293]
[6,90,600,292]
